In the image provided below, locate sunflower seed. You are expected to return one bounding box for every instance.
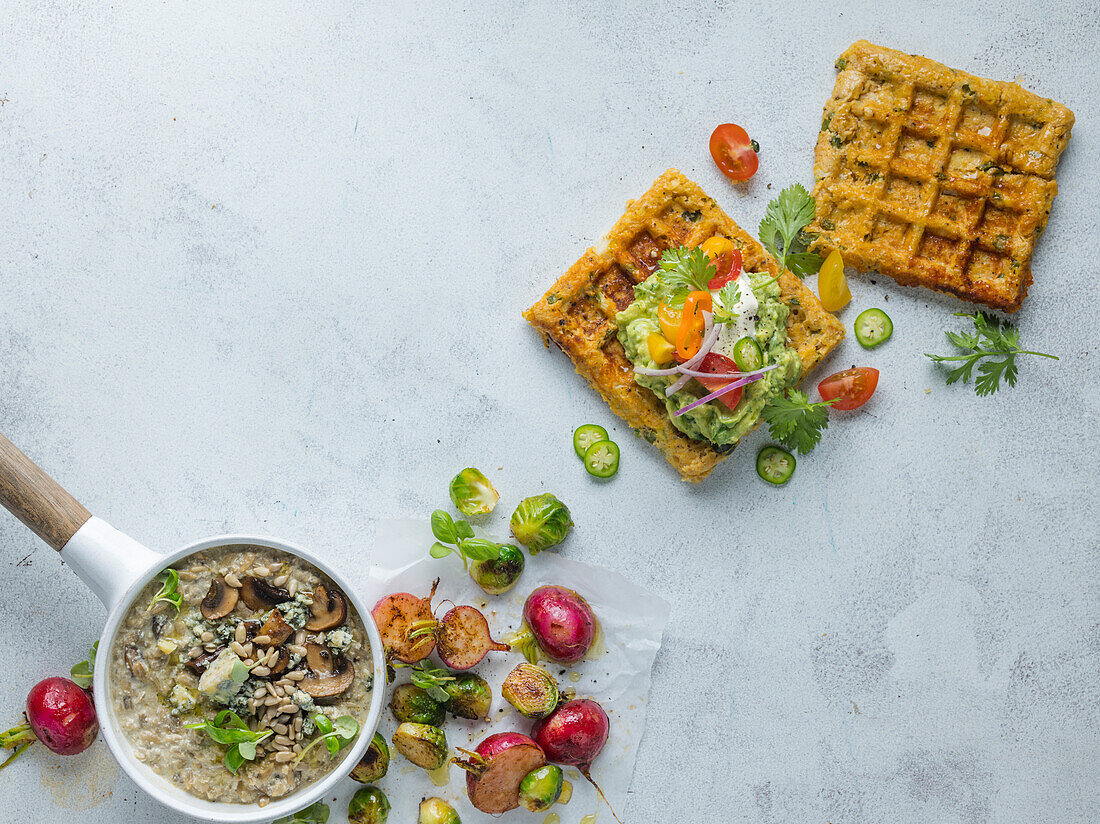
[225,573,242,589]
[274,751,295,763]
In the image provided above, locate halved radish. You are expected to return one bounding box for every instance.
[372,579,438,663]
[453,732,546,814]
[409,605,510,671]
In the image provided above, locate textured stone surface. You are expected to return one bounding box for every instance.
[0,2,1097,822]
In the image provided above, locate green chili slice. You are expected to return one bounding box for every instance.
[573,424,609,458]
[756,446,795,485]
[854,308,893,348]
[583,440,620,478]
[732,336,764,371]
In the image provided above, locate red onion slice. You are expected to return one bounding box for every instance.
[672,372,769,417]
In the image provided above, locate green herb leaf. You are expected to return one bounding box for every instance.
[712,282,742,325]
[406,661,456,702]
[758,184,822,278]
[925,312,1058,396]
[429,542,455,560]
[454,520,475,540]
[273,801,331,824]
[430,510,458,544]
[761,390,836,454]
[148,568,183,614]
[652,246,716,305]
[70,640,98,689]
[458,538,502,562]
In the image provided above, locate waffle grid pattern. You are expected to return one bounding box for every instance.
[810,41,1073,312]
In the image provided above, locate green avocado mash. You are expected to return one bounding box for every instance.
[615,273,801,447]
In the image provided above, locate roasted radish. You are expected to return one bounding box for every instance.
[409,604,510,670]
[453,732,547,814]
[511,585,597,664]
[1,677,99,770]
[372,579,438,663]
[532,699,619,822]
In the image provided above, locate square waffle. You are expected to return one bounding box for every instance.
[809,40,1074,312]
[524,169,844,483]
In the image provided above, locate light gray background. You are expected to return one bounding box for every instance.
[1,1,1097,822]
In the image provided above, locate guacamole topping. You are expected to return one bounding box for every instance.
[616,272,801,446]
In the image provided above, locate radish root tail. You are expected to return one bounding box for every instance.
[581,766,623,824]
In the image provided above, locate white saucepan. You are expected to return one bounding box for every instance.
[0,432,386,822]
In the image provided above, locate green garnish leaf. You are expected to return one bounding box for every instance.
[429,542,455,560]
[758,184,823,278]
[652,246,716,305]
[925,312,1058,396]
[457,538,502,562]
[70,640,98,689]
[430,510,458,544]
[273,801,331,824]
[712,282,742,325]
[428,510,502,570]
[295,714,359,764]
[185,710,272,774]
[401,660,456,703]
[454,520,475,540]
[761,390,837,454]
[148,568,183,614]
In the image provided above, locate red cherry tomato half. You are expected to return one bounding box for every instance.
[696,352,743,411]
[818,367,879,411]
[707,250,744,290]
[710,123,759,182]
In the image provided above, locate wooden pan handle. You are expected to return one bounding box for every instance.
[0,432,91,551]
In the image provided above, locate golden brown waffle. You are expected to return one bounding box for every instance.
[524,169,844,483]
[810,40,1073,312]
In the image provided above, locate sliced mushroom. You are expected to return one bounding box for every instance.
[238,576,292,611]
[200,577,239,620]
[185,645,226,675]
[305,584,347,632]
[267,646,291,676]
[124,645,148,678]
[299,641,354,700]
[150,614,169,637]
[256,610,294,646]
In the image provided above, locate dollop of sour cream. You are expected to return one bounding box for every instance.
[711,272,759,362]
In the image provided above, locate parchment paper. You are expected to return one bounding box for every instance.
[359,518,670,823]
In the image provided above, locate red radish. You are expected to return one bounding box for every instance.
[410,605,510,670]
[372,579,438,663]
[515,585,596,664]
[532,699,619,822]
[453,732,547,814]
[1,677,98,770]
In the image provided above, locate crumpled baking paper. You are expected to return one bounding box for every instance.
[349,518,669,823]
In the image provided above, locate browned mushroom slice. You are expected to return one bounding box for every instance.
[305,584,348,631]
[238,576,292,611]
[200,577,239,620]
[299,641,354,700]
[240,619,262,640]
[124,645,149,678]
[256,610,294,646]
[185,646,226,675]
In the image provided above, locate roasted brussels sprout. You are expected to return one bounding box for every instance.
[443,672,492,720]
[391,683,446,726]
[449,468,499,517]
[469,543,525,595]
[349,732,390,783]
[347,786,390,824]
[509,494,573,554]
[502,662,561,719]
[392,722,449,770]
[519,764,564,812]
[418,796,462,824]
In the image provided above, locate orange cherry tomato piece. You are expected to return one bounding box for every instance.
[696,352,743,411]
[657,302,681,341]
[817,367,879,411]
[710,123,759,182]
[675,291,713,361]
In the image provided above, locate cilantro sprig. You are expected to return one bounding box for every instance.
[148,568,183,614]
[711,282,742,325]
[185,710,272,774]
[429,510,502,569]
[758,184,824,278]
[925,312,1058,396]
[652,247,716,305]
[761,390,837,454]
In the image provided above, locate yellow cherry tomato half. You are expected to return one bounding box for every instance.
[657,301,681,341]
[647,333,676,366]
[675,291,713,360]
[817,249,851,312]
[700,236,736,259]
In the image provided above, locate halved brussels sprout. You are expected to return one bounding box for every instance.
[469,543,525,595]
[519,764,564,812]
[391,683,446,726]
[348,786,390,824]
[443,672,492,720]
[510,494,572,554]
[349,732,389,783]
[502,662,560,719]
[449,468,499,517]
[392,722,448,770]
[418,796,462,824]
